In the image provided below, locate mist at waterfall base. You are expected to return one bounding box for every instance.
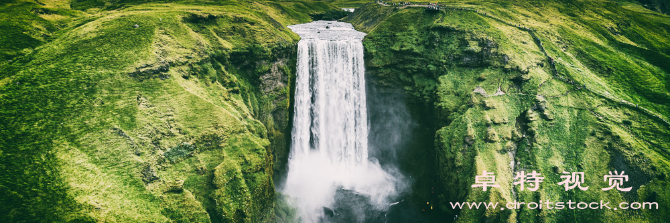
[281,21,431,223]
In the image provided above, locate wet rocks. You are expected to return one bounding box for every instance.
[323,207,335,217]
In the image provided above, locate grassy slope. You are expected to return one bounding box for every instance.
[346,1,669,222]
[0,0,333,222]
[0,0,79,61]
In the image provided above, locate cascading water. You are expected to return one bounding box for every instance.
[283,21,401,222]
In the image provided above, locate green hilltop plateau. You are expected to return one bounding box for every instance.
[1,0,669,222]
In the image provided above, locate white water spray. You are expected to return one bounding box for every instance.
[283,21,399,222]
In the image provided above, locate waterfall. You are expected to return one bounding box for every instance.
[283,21,399,222]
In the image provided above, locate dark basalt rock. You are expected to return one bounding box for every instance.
[323,207,335,217]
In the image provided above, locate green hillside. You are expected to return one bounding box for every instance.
[1,0,669,222]
[0,0,334,222]
[345,1,670,222]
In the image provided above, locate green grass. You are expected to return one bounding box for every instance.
[0,0,80,61]
[0,0,333,222]
[345,1,670,222]
[1,0,669,222]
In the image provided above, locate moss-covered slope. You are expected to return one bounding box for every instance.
[346,1,670,222]
[0,0,336,222]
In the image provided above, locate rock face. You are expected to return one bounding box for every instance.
[346,3,670,222]
[256,55,295,181]
[259,59,288,94]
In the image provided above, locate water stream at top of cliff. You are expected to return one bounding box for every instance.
[283,21,404,223]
